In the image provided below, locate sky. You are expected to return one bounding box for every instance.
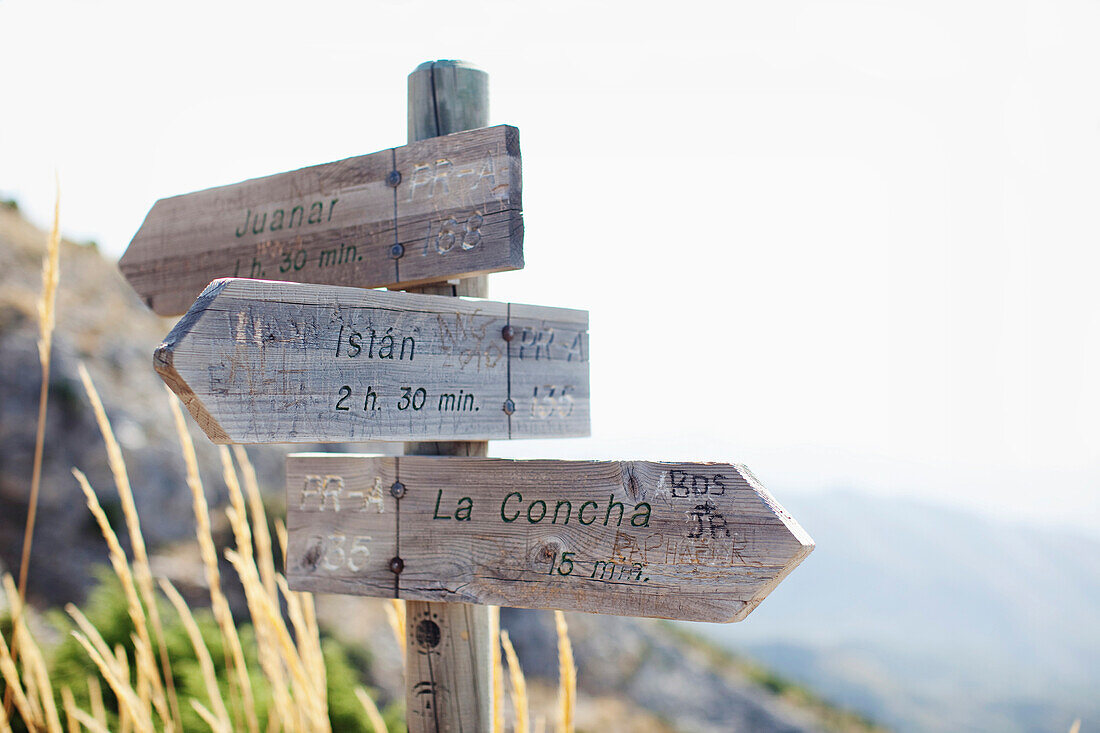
[2,0,1099,532]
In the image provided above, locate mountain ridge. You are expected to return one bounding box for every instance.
[695,488,1100,732]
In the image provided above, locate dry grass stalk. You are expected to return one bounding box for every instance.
[226,545,326,732]
[114,642,134,733]
[159,579,232,732]
[72,467,162,724]
[301,591,322,677]
[77,365,176,727]
[4,368,400,733]
[554,611,575,733]
[87,674,106,727]
[0,605,36,726]
[500,629,530,733]
[233,445,278,604]
[220,452,298,730]
[490,606,505,733]
[68,630,152,733]
[224,548,300,731]
[354,687,389,733]
[384,600,406,666]
[167,391,259,733]
[191,699,226,732]
[0,684,10,733]
[1069,720,1080,733]
[10,181,61,720]
[64,604,123,694]
[275,519,289,564]
[4,567,69,733]
[27,629,62,733]
[19,654,44,728]
[276,575,327,705]
[131,633,154,727]
[68,706,112,733]
[60,685,78,733]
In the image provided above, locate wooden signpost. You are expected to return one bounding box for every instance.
[120,125,523,316]
[286,454,813,623]
[133,60,814,733]
[154,277,590,444]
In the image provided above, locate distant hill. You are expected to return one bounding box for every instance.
[693,490,1100,732]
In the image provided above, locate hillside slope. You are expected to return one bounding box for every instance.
[695,490,1100,732]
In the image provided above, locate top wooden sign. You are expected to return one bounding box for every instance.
[120,125,523,316]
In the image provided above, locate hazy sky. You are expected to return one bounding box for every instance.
[3,0,1099,532]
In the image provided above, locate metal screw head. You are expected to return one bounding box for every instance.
[386,170,402,187]
[389,243,405,259]
[390,481,406,499]
[389,557,405,574]
[501,325,515,342]
[502,399,515,415]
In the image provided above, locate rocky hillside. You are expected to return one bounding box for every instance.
[0,201,875,732]
[0,200,306,605]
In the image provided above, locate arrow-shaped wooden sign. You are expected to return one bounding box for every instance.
[121,125,523,316]
[285,454,813,623]
[156,278,589,444]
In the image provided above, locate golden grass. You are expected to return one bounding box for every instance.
[1,261,583,732]
[0,365,406,732]
[354,688,388,733]
[9,181,61,720]
[500,629,530,733]
[77,364,175,728]
[554,611,575,733]
[490,606,505,733]
[166,390,259,733]
[158,579,231,731]
[384,600,406,667]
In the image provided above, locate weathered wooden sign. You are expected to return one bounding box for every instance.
[285,454,813,623]
[156,278,589,444]
[120,125,523,316]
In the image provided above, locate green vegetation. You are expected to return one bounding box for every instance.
[20,570,390,731]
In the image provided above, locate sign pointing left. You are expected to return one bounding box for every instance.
[156,278,590,444]
[121,125,523,316]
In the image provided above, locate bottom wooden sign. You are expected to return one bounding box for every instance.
[285,455,813,623]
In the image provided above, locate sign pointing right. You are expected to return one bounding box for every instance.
[286,455,814,623]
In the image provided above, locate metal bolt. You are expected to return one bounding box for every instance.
[502,399,515,415]
[390,480,406,499]
[389,557,405,574]
[386,170,402,187]
[389,243,405,259]
[501,325,515,342]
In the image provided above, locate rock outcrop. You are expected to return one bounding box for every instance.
[0,203,297,605]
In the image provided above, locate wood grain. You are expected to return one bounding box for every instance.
[154,278,590,444]
[404,59,493,733]
[404,600,491,733]
[285,455,814,623]
[119,125,522,316]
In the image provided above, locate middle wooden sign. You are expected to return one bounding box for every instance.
[155,278,589,444]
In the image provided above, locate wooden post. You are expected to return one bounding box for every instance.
[402,59,493,733]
